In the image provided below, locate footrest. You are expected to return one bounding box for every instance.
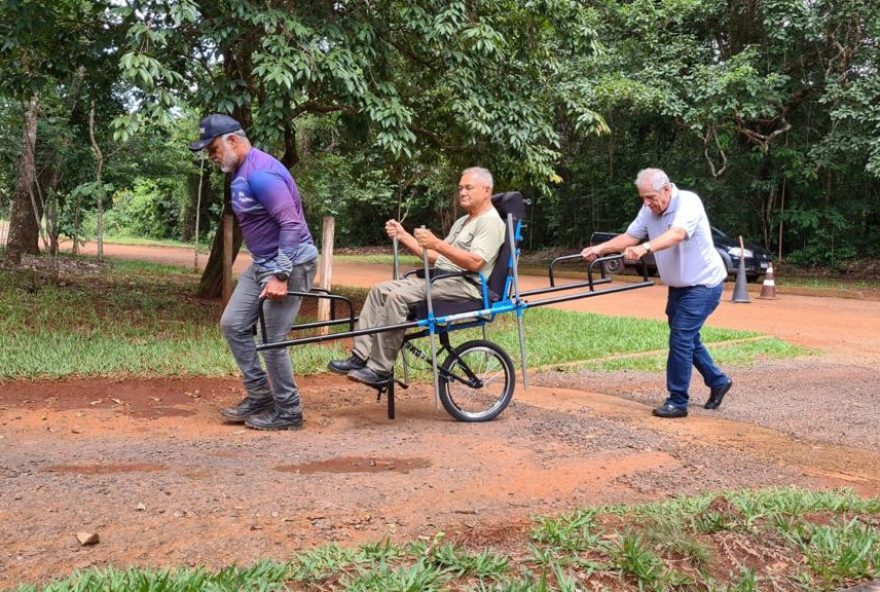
[370,375,397,420]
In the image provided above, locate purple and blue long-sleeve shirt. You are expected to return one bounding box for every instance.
[231,148,317,275]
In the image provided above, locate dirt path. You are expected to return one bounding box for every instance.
[2,242,876,587]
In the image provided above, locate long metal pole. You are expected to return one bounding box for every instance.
[193,153,204,273]
[393,235,411,383]
[507,214,529,391]
[421,227,441,409]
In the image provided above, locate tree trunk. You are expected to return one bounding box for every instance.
[88,103,105,260]
[4,96,41,265]
[196,196,243,298]
[182,162,215,243]
[38,162,62,256]
[281,122,299,168]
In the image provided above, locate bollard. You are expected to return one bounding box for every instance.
[731,236,751,303]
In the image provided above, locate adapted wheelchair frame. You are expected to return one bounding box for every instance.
[256,192,654,422]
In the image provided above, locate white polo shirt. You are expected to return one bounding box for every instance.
[626,185,727,288]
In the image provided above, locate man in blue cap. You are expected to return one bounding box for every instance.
[190,114,318,430]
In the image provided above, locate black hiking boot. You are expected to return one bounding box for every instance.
[245,409,304,431]
[219,396,274,424]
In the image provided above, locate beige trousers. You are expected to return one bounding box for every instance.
[352,276,477,373]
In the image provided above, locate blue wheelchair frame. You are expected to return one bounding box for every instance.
[256,192,653,422]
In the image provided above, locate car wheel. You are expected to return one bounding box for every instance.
[602,258,624,274]
[747,274,764,284]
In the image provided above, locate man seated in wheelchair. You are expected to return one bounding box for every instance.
[328,167,506,387]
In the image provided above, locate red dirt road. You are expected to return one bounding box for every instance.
[1,242,874,587]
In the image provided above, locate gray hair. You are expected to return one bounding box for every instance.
[634,168,670,191]
[222,129,249,143]
[461,167,494,190]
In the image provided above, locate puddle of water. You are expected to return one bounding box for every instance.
[44,463,166,474]
[275,456,431,475]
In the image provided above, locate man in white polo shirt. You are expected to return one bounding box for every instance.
[582,168,733,418]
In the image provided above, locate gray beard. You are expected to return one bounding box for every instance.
[219,152,238,173]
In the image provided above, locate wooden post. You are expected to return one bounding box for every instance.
[222,214,234,306]
[317,216,335,335]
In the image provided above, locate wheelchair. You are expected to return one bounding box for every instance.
[256,192,653,422]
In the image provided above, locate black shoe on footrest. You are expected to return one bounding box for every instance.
[219,396,274,424]
[347,367,392,388]
[328,354,367,375]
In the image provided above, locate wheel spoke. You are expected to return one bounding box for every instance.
[439,341,514,422]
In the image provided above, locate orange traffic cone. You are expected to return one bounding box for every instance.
[758,263,777,299]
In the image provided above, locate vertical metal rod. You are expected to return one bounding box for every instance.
[193,153,204,273]
[421,227,441,410]
[507,214,529,391]
[394,236,411,383]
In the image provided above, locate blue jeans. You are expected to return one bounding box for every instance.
[220,259,316,413]
[665,283,729,409]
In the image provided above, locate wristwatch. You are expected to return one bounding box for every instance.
[641,241,652,253]
[274,271,289,282]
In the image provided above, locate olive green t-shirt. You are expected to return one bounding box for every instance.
[435,207,507,280]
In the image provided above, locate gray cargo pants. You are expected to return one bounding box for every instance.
[352,276,478,373]
[220,259,316,413]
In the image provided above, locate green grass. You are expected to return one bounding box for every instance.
[336,253,423,267]
[778,275,880,291]
[581,337,810,372]
[0,257,805,379]
[12,487,880,591]
[93,234,209,250]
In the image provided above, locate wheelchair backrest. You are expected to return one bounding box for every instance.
[487,191,526,302]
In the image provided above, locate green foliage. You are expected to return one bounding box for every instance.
[781,207,857,267]
[100,178,187,240]
[4,1,880,265]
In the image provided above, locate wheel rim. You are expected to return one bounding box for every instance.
[443,345,511,419]
[604,259,622,273]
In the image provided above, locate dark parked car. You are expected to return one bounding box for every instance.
[589,227,772,283]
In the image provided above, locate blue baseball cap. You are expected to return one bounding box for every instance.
[189,114,243,151]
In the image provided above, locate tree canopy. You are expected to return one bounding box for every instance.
[2,0,878,277]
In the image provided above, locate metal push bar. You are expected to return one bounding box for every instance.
[256,257,652,351]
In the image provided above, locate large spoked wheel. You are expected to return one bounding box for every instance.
[438,339,515,422]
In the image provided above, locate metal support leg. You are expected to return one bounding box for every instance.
[506,214,529,391]
[421,228,441,410]
[393,236,412,384]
